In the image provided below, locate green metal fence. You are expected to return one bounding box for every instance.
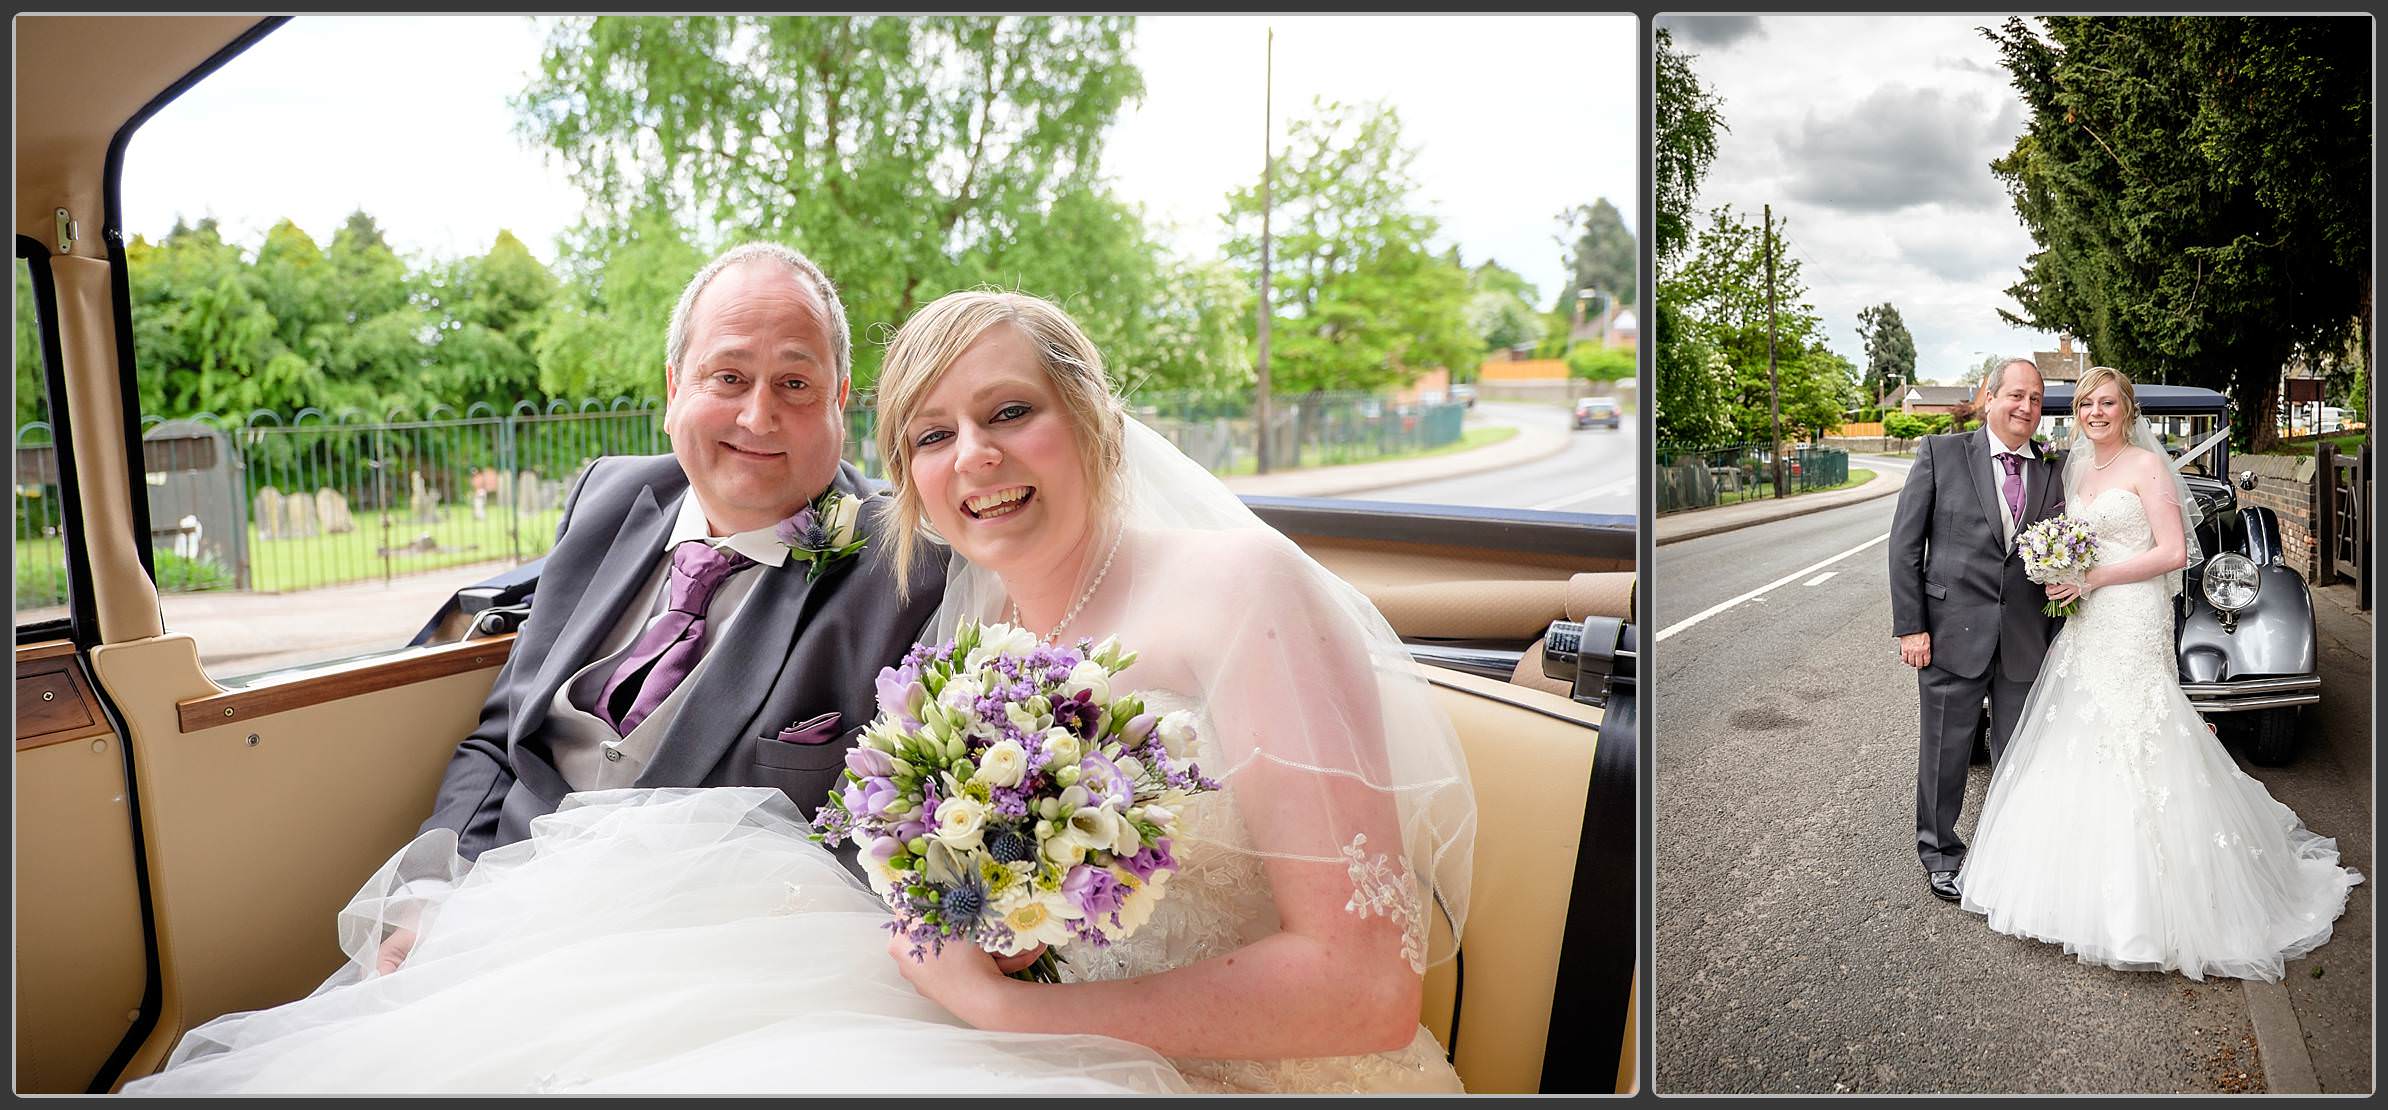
[1655,442,1850,514]
[14,390,1469,607]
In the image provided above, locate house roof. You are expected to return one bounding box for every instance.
[1901,385,1978,406]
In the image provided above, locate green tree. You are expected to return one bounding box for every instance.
[1654,25,1735,445]
[1556,198,1636,309]
[1985,16,2369,452]
[417,230,560,412]
[533,205,710,402]
[15,262,45,427]
[1666,206,1852,442]
[1467,261,1544,354]
[1854,302,1917,402]
[1566,343,1636,384]
[517,15,1150,388]
[1109,255,1254,399]
[1223,99,1480,396]
[1654,297,1734,446]
[1655,27,1726,268]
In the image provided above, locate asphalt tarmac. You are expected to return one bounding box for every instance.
[1652,489,2373,1094]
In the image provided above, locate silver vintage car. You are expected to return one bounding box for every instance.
[2041,383,2321,764]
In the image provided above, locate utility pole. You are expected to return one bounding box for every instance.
[1766,203,1784,497]
[1254,27,1275,474]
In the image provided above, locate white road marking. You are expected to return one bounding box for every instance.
[1656,532,1891,642]
[1803,571,1838,587]
[1531,477,1634,511]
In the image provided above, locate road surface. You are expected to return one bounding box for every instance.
[1348,401,1634,514]
[1652,478,2372,1093]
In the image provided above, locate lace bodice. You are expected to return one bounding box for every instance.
[1055,694,1461,1093]
[2036,486,2186,776]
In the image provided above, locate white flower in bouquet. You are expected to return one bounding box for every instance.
[1041,729,1083,770]
[974,738,1030,788]
[932,793,991,850]
[964,624,1040,672]
[1063,660,1113,705]
[1110,868,1170,934]
[1157,710,1200,758]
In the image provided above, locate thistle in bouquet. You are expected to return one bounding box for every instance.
[2017,515,2101,617]
[809,619,1222,984]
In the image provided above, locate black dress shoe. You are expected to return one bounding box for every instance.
[1927,870,1963,903]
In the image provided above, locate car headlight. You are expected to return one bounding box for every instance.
[2202,552,2260,612]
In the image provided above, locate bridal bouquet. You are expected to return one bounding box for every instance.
[810,620,1220,982]
[2017,515,2100,617]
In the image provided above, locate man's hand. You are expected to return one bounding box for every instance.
[993,944,1048,976]
[1898,632,1932,669]
[375,927,417,977]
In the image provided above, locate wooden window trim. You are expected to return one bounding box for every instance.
[175,634,516,733]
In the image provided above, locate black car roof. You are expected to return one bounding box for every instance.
[2043,383,2229,415]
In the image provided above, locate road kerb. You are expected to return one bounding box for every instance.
[2243,977,2321,1093]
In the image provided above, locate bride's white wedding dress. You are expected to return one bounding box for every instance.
[1959,485,2362,981]
[125,697,1460,1094]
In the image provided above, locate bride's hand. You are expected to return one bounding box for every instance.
[993,943,1048,976]
[889,934,1011,1024]
[2044,581,2084,604]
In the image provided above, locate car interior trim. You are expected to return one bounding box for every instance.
[174,635,520,733]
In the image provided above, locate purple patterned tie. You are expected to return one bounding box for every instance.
[1997,451,2026,529]
[595,541,755,736]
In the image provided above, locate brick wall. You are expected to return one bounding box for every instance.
[2239,455,2319,579]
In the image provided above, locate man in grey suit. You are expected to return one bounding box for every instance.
[381,243,944,970]
[1887,358,2062,903]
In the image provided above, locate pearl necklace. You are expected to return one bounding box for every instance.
[2090,443,2124,470]
[1014,530,1123,643]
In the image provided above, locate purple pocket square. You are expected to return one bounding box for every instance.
[770,711,842,745]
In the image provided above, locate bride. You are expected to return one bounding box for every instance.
[1958,366,2360,981]
[126,290,1474,1094]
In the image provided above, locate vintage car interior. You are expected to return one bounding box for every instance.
[13,16,1639,1095]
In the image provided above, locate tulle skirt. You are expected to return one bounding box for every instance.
[1960,602,2362,982]
[125,788,1190,1094]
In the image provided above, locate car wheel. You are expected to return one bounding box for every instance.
[2247,708,2301,766]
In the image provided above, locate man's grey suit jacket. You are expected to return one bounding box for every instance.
[1887,431,2065,683]
[421,454,946,860]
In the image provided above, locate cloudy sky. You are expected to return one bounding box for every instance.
[123,14,1636,315]
[1658,14,2066,390]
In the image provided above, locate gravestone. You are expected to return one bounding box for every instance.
[315,488,354,534]
[409,471,443,525]
[516,469,544,515]
[282,488,317,538]
[254,487,285,541]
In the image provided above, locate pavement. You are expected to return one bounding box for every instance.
[1653,495,2373,1094]
[1219,403,1576,499]
[1655,454,1909,546]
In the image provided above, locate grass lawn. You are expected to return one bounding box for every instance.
[14,504,567,602]
[2255,431,2369,457]
[1806,467,1875,494]
[1217,424,1519,477]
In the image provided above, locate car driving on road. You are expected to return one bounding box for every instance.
[1575,397,1620,430]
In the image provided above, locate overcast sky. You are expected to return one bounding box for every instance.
[1658,14,2065,390]
[123,14,1636,316]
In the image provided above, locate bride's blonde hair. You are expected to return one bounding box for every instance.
[2072,365,2140,431]
[874,290,1128,598]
